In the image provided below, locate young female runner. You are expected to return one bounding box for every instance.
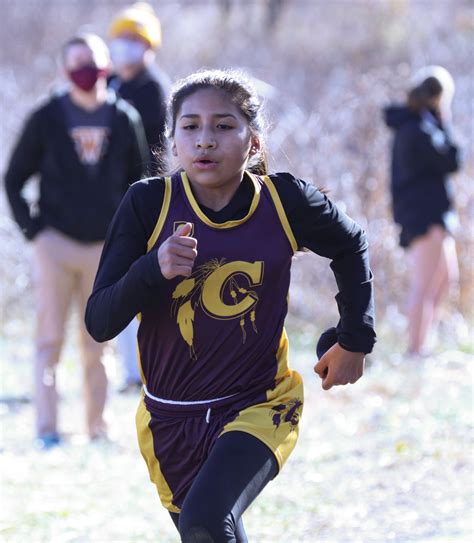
[86,69,375,542]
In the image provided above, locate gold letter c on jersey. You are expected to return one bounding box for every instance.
[201,260,264,319]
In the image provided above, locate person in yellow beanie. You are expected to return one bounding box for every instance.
[110,2,162,50]
[108,2,170,393]
[108,2,169,152]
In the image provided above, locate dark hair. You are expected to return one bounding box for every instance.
[164,69,268,175]
[61,33,109,69]
[407,76,443,114]
[62,36,87,63]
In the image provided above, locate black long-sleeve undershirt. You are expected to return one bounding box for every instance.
[85,172,376,353]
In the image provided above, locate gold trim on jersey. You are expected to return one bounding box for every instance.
[273,327,292,383]
[262,176,298,253]
[180,171,261,229]
[146,176,172,252]
[136,396,181,513]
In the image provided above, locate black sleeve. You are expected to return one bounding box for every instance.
[270,173,376,354]
[4,108,45,240]
[402,124,460,175]
[85,179,167,342]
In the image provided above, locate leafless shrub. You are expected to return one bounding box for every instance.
[1,0,472,335]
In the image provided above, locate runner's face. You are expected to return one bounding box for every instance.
[172,87,259,193]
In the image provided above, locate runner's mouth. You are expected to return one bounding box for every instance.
[194,159,218,168]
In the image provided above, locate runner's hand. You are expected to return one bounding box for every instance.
[158,223,197,279]
[314,343,364,390]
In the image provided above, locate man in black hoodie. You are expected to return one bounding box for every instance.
[4,33,149,448]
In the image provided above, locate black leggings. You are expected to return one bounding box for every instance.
[169,431,278,543]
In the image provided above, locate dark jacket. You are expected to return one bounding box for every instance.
[383,105,460,231]
[4,92,149,242]
[109,67,168,151]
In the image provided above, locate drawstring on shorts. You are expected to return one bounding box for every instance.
[142,384,237,426]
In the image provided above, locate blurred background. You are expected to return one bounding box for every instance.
[1,1,473,542]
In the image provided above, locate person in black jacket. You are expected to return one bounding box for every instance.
[4,33,149,448]
[384,65,461,356]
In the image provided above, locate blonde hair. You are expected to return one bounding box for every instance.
[410,65,455,113]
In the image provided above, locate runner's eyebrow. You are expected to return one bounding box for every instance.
[179,113,238,120]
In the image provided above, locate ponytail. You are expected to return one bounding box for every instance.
[248,147,269,176]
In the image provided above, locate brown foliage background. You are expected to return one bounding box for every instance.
[1,0,473,338]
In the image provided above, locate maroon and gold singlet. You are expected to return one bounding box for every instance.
[135,171,304,512]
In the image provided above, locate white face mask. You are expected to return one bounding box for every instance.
[110,38,147,69]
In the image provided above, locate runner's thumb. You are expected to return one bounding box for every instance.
[175,223,192,237]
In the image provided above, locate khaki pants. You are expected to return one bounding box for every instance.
[33,228,107,438]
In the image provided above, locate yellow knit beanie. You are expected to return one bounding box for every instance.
[109,2,162,49]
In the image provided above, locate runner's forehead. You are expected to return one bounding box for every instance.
[177,88,244,120]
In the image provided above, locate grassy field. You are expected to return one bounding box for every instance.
[0,2,472,541]
[0,317,473,542]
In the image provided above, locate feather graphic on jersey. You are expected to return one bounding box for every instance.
[176,300,196,359]
[171,258,262,355]
[172,278,195,299]
[229,276,259,343]
[171,260,221,359]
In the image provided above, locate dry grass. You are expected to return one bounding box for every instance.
[1,315,473,542]
[1,0,473,323]
[1,2,473,541]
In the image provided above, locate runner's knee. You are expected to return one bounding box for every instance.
[179,506,236,543]
[179,525,215,543]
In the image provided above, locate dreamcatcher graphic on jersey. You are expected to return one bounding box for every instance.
[171,258,264,359]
